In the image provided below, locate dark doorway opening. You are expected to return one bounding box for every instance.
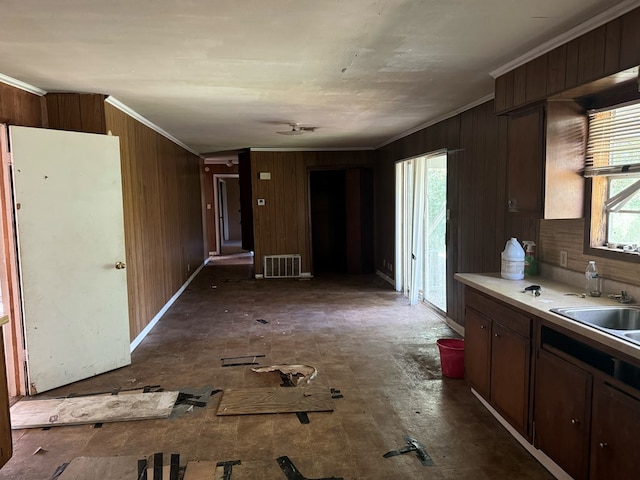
[310,170,347,274]
[310,168,374,275]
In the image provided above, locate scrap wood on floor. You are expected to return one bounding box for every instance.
[10,391,179,429]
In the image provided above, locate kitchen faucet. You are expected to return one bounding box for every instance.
[607,291,633,303]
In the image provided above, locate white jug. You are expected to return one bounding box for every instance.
[501,238,525,280]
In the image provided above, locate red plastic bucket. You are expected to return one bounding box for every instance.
[436,338,465,378]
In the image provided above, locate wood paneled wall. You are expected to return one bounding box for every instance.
[375,102,509,325]
[0,84,43,127]
[250,150,373,275]
[46,93,106,134]
[105,104,204,340]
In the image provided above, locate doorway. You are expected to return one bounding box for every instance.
[395,152,448,312]
[310,170,347,274]
[310,168,374,275]
[214,174,243,255]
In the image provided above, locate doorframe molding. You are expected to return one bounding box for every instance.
[0,125,27,397]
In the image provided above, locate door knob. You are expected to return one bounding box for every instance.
[115,262,126,270]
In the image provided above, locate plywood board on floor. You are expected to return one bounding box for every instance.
[216,386,333,416]
[10,391,179,429]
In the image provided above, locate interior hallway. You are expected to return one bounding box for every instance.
[0,261,554,479]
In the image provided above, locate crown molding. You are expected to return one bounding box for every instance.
[375,93,495,150]
[251,146,376,152]
[0,73,47,96]
[105,96,200,156]
[490,0,640,79]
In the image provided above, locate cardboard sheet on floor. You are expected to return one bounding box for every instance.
[216,386,333,416]
[10,391,179,429]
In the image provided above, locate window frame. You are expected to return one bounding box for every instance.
[584,87,640,264]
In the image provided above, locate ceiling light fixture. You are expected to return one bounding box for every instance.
[276,123,317,135]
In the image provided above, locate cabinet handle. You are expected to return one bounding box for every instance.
[571,419,580,425]
[599,442,608,449]
[480,325,486,329]
[494,333,501,337]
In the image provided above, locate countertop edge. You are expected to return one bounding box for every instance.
[454,272,640,361]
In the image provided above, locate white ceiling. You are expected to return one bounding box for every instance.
[0,0,634,154]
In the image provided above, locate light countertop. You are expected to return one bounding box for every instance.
[454,272,640,361]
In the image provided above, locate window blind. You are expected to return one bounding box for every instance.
[584,100,640,177]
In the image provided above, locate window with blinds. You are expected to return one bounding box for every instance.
[586,100,640,250]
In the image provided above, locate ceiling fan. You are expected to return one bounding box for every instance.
[276,123,317,135]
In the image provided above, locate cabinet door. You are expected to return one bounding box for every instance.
[534,350,591,480]
[464,308,491,399]
[491,322,531,436]
[507,106,544,215]
[590,382,640,480]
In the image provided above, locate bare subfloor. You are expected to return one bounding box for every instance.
[1,262,554,479]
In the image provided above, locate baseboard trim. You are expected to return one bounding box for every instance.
[445,317,465,336]
[471,389,572,480]
[130,258,210,352]
[376,270,394,286]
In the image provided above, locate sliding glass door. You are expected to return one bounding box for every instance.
[395,152,447,312]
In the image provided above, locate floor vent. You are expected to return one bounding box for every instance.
[264,254,301,278]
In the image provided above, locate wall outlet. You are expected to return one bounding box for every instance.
[560,250,568,268]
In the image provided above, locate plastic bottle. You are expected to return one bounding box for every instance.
[501,238,525,280]
[585,261,601,297]
[522,241,538,276]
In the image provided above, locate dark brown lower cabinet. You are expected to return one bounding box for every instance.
[590,381,640,480]
[464,288,532,438]
[490,322,531,437]
[534,349,592,480]
[464,307,491,399]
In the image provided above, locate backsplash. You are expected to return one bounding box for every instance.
[539,218,640,287]
[540,263,640,305]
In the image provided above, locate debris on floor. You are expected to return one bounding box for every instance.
[10,391,179,429]
[383,435,434,466]
[221,354,266,367]
[277,455,343,480]
[329,388,343,399]
[171,386,219,418]
[216,385,333,416]
[251,364,317,385]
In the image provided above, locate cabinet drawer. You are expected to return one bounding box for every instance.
[466,287,531,338]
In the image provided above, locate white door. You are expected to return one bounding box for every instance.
[10,126,131,394]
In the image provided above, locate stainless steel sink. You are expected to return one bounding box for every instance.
[551,306,640,330]
[551,306,640,346]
